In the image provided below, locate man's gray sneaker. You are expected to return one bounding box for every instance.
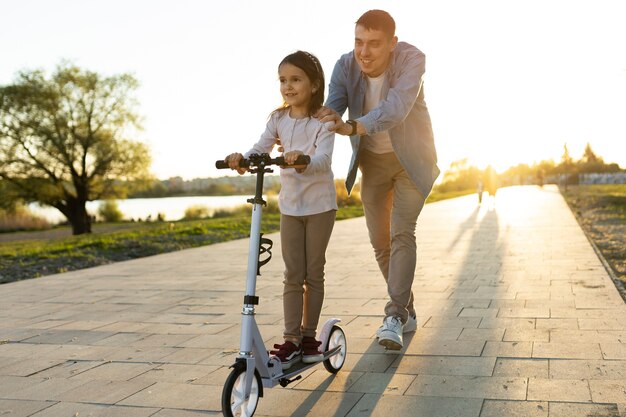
[378,316,403,350]
[376,314,416,338]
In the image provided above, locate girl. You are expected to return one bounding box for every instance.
[224,51,336,369]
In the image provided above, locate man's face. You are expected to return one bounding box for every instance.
[354,24,398,78]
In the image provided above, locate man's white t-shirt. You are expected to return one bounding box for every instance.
[361,72,394,154]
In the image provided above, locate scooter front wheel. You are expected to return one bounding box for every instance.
[222,364,261,417]
[323,325,347,373]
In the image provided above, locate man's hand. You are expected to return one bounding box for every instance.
[315,106,360,136]
[224,152,247,175]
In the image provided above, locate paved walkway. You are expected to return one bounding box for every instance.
[1,185,625,417]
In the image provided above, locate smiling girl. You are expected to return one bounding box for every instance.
[224,51,336,369]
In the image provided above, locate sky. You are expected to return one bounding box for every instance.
[2,0,625,181]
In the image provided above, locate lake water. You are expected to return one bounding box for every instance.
[29,195,263,224]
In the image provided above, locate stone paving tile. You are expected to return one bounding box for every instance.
[119,381,217,411]
[197,350,239,367]
[346,394,483,417]
[550,330,626,344]
[479,317,536,329]
[56,380,154,404]
[44,344,117,361]
[0,328,45,342]
[550,359,626,379]
[0,357,64,377]
[458,308,500,318]
[527,378,592,402]
[293,369,363,392]
[458,328,505,342]
[30,360,105,379]
[0,356,22,370]
[423,316,482,329]
[535,318,579,330]
[551,308,623,318]
[498,307,550,318]
[479,400,548,417]
[409,327,464,343]
[7,377,88,401]
[589,380,626,403]
[341,316,384,338]
[579,319,626,331]
[601,343,626,360]
[92,332,149,346]
[488,299,526,308]
[345,372,415,394]
[30,402,159,417]
[23,329,117,345]
[503,328,550,342]
[392,355,497,376]
[493,358,549,378]
[0,399,55,417]
[51,320,116,331]
[130,334,199,348]
[151,409,220,417]
[405,375,528,400]
[255,389,363,417]
[103,346,181,362]
[333,352,396,373]
[0,376,44,398]
[403,339,486,356]
[533,342,604,360]
[130,363,218,383]
[548,402,621,417]
[94,322,154,333]
[69,361,156,381]
[483,341,533,358]
[0,342,63,359]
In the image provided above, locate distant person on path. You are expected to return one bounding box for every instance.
[484,165,498,198]
[224,51,337,369]
[477,179,484,204]
[316,10,439,350]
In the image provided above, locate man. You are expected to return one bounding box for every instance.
[318,9,439,350]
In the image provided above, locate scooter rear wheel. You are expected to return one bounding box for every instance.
[222,364,261,417]
[323,325,347,373]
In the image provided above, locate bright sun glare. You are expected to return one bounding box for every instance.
[1,0,625,179]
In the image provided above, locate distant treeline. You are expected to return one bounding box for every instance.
[433,143,624,194]
[128,143,623,198]
[128,175,282,198]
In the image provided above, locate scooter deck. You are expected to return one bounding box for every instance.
[279,345,343,379]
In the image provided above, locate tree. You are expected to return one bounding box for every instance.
[0,63,151,234]
[582,142,600,164]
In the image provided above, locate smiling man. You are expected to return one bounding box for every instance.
[318,9,440,350]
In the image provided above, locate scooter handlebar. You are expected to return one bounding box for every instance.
[215,154,311,169]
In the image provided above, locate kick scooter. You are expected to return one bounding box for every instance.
[215,153,347,417]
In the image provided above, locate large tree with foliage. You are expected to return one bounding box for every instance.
[0,63,151,234]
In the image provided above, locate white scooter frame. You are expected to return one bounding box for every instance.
[216,153,347,417]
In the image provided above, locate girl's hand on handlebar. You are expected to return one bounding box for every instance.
[224,153,247,175]
[283,150,306,173]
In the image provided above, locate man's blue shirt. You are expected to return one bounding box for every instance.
[325,41,440,197]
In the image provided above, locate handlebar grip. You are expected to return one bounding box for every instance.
[215,154,311,169]
[274,155,311,166]
[215,159,251,169]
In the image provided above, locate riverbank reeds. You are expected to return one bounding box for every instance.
[0,206,51,233]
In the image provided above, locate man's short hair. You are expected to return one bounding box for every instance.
[356,10,396,38]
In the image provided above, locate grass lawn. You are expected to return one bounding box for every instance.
[560,184,626,299]
[0,204,364,284]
